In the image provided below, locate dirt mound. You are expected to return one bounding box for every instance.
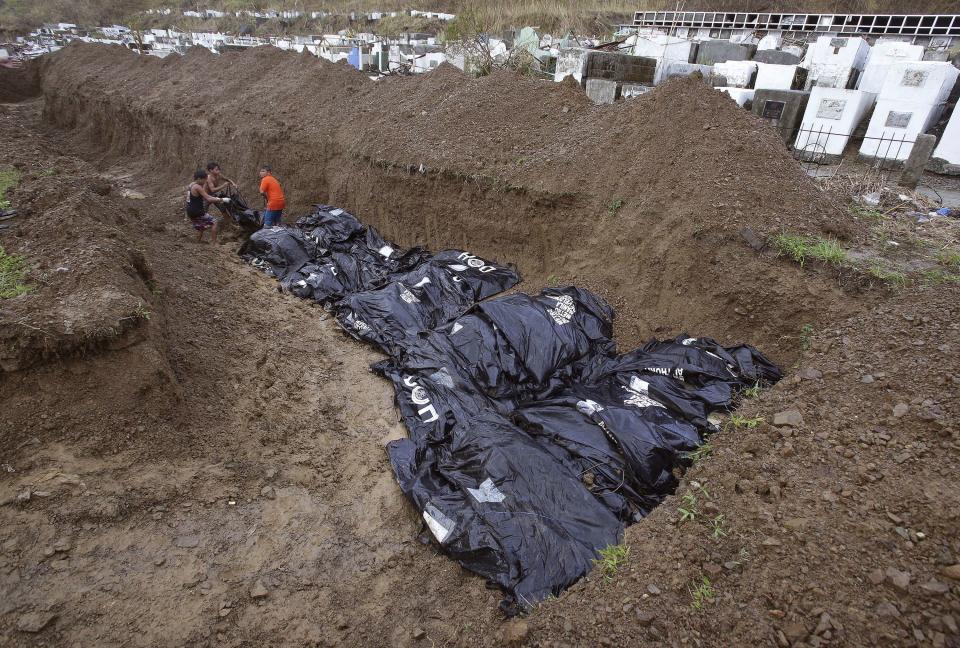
[351,73,840,236]
[534,77,844,235]
[0,102,182,460]
[0,108,157,373]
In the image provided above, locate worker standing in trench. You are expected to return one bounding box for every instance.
[205,161,237,220]
[258,164,286,227]
[185,169,228,243]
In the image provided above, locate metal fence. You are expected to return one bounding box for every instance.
[787,123,918,180]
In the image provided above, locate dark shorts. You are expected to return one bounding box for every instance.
[189,213,217,231]
[262,209,283,227]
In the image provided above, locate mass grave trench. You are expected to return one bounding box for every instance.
[240,204,782,613]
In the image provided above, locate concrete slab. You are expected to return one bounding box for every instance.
[695,41,755,66]
[585,78,620,104]
[583,50,657,84]
[753,89,810,141]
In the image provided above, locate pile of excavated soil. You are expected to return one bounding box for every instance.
[0,105,177,456]
[38,43,862,365]
[349,66,845,236]
[0,106,157,373]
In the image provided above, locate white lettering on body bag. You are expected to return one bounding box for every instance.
[403,375,439,423]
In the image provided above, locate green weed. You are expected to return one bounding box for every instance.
[679,491,700,522]
[799,323,814,352]
[0,167,21,210]
[772,233,847,266]
[867,265,907,287]
[935,249,960,269]
[709,514,729,540]
[689,576,716,610]
[134,301,151,321]
[684,442,712,464]
[607,198,624,217]
[0,246,31,299]
[593,543,630,580]
[729,414,763,429]
[741,383,762,399]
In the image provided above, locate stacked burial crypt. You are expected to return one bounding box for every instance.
[241,204,782,612]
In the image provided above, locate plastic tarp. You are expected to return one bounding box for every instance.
[240,204,782,613]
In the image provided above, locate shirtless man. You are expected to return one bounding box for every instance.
[205,161,236,218]
[205,161,236,195]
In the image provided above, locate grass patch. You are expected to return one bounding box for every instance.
[935,249,960,269]
[771,233,847,266]
[741,383,762,399]
[593,544,629,581]
[807,238,847,265]
[683,442,712,464]
[771,233,807,263]
[0,246,32,298]
[0,167,21,210]
[919,269,960,285]
[729,414,763,429]
[689,576,716,611]
[867,265,907,287]
[849,205,885,220]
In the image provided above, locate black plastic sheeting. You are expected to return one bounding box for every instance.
[241,204,782,613]
[217,190,262,231]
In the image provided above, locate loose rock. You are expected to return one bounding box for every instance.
[502,619,529,647]
[173,535,200,549]
[773,410,804,427]
[249,580,269,599]
[940,565,960,581]
[16,612,56,633]
[885,567,911,591]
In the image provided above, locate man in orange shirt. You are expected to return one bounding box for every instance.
[258,164,286,227]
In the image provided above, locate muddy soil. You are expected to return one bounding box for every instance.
[0,44,959,648]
